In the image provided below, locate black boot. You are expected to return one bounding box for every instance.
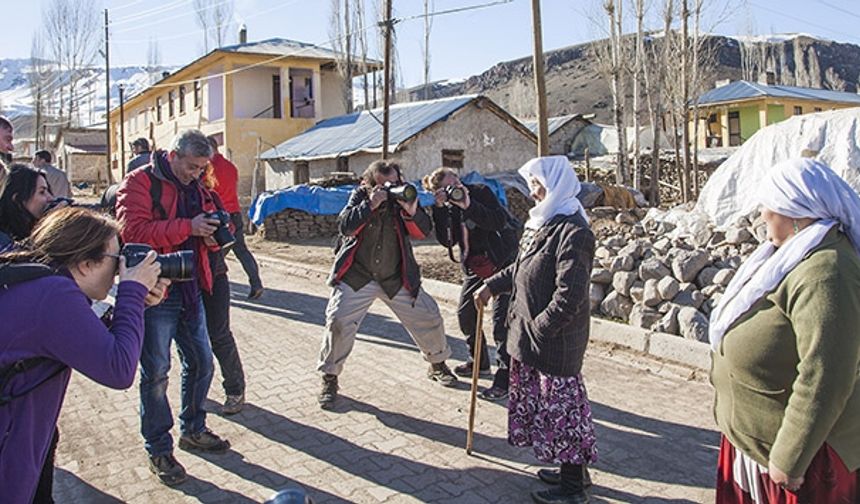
[537,466,592,488]
[531,464,589,504]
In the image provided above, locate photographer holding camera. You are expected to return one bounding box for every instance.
[423,168,519,401]
[116,129,231,486]
[317,159,457,408]
[0,207,165,504]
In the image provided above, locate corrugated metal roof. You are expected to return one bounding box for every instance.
[219,38,343,62]
[696,80,860,106]
[522,114,589,135]
[261,95,486,161]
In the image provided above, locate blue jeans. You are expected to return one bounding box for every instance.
[139,292,214,457]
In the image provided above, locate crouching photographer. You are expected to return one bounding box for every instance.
[0,207,166,504]
[317,160,457,409]
[423,168,519,401]
[116,128,231,486]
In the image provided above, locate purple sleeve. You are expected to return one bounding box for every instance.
[39,279,148,389]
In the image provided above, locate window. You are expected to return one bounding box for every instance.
[139,110,148,130]
[179,85,186,114]
[289,69,315,118]
[168,90,175,118]
[335,156,349,172]
[193,80,201,108]
[441,149,464,170]
[728,111,741,146]
[793,106,803,115]
[156,97,163,122]
[293,161,310,185]
[272,75,282,119]
[814,107,823,112]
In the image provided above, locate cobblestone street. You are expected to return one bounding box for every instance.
[54,255,719,503]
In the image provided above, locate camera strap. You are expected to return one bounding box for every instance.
[0,263,68,406]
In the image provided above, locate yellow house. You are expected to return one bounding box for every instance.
[692,80,860,149]
[108,37,380,202]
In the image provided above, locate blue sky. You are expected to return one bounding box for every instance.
[3,0,860,88]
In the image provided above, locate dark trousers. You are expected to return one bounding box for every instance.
[229,212,262,290]
[202,273,246,396]
[32,428,58,504]
[457,273,511,371]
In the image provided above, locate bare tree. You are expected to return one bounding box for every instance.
[631,0,646,191]
[42,0,101,128]
[422,0,434,100]
[193,0,211,53]
[193,0,234,53]
[147,37,162,85]
[29,34,55,149]
[329,0,355,113]
[603,0,629,185]
[354,0,371,109]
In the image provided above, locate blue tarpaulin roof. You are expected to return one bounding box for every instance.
[696,80,860,106]
[260,95,482,161]
[249,170,509,225]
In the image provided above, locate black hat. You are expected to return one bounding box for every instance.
[130,138,150,151]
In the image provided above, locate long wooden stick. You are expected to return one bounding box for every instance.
[466,301,485,455]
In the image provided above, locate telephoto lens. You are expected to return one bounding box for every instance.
[445,185,466,203]
[121,243,194,281]
[206,210,236,250]
[384,181,418,203]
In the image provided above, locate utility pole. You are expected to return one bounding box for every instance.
[119,84,126,178]
[104,9,114,186]
[344,0,353,114]
[530,0,549,157]
[381,0,393,159]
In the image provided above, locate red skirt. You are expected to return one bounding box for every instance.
[716,435,858,504]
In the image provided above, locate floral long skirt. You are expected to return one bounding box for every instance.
[507,358,599,465]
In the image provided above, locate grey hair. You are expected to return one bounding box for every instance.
[170,129,213,158]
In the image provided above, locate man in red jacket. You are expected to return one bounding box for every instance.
[116,129,231,486]
[207,136,263,299]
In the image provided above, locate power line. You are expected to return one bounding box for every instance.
[747,1,860,45]
[109,0,189,26]
[814,0,860,21]
[398,0,514,23]
[109,0,150,13]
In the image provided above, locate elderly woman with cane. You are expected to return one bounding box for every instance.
[476,156,598,504]
[710,158,860,503]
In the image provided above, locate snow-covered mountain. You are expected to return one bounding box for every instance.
[0,57,176,135]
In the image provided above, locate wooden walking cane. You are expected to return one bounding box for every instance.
[466,299,485,455]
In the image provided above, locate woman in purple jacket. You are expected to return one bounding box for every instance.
[0,207,163,503]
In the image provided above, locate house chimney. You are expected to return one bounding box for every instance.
[239,24,247,44]
[758,71,776,86]
[161,71,170,79]
[715,79,731,88]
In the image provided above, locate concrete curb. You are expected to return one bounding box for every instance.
[250,253,712,371]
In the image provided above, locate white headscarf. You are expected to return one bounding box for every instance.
[518,156,588,230]
[708,158,860,351]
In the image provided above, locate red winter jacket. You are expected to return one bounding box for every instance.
[209,153,241,214]
[116,151,221,294]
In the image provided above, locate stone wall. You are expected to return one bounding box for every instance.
[262,209,339,241]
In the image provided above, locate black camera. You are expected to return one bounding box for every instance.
[444,185,466,203]
[121,243,194,281]
[205,210,235,250]
[383,181,418,203]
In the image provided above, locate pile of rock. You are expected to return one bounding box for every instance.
[262,209,339,241]
[588,207,764,342]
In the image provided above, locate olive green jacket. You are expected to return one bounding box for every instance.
[711,228,860,477]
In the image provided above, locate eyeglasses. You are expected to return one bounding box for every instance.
[102,253,121,273]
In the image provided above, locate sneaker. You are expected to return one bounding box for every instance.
[178,428,230,453]
[148,453,188,486]
[222,393,244,415]
[248,286,264,300]
[318,374,338,408]
[478,384,509,401]
[453,361,491,378]
[427,362,458,387]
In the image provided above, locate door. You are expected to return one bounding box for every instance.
[728,111,741,146]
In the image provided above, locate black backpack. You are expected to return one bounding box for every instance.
[0,263,68,406]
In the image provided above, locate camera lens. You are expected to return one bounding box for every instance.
[447,186,465,203]
[157,251,194,280]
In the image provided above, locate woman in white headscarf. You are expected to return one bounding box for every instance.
[710,158,860,503]
[477,156,597,504]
